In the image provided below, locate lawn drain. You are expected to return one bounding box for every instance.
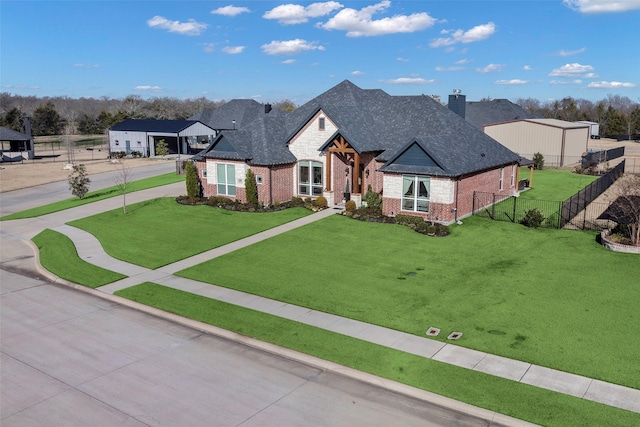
[488,330,506,335]
[406,272,417,277]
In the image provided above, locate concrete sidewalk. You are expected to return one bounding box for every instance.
[44,212,640,415]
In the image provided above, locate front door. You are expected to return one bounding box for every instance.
[125,140,131,155]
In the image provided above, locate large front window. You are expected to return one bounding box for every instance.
[298,161,323,196]
[402,175,430,212]
[217,163,236,196]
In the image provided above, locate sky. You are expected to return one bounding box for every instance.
[2,0,640,105]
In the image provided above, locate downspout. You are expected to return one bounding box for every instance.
[269,166,273,205]
[454,178,459,222]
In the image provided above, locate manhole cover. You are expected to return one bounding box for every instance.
[406,272,416,277]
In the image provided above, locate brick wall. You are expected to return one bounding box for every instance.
[381,164,518,224]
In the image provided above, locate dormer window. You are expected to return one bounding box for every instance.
[318,117,325,131]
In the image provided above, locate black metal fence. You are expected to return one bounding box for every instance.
[473,160,625,230]
[560,160,625,227]
[581,146,625,168]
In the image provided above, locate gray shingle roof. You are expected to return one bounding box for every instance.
[464,99,541,130]
[109,119,201,133]
[194,80,520,176]
[0,126,30,141]
[189,99,279,131]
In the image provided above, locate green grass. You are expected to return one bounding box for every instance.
[521,168,599,200]
[32,229,126,287]
[177,214,640,390]
[115,282,640,427]
[68,199,312,268]
[1,173,185,220]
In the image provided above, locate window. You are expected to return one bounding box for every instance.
[499,167,504,190]
[402,176,430,212]
[217,164,236,196]
[318,117,325,131]
[298,161,323,196]
[510,165,515,187]
[202,169,207,178]
[256,175,263,184]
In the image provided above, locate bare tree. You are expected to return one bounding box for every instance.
[113,157,132,214]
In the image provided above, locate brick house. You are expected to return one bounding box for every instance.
[192,80,520,224]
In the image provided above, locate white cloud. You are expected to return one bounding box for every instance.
[430,22,496,47]
[2,84,40,90]
[557,47,586,56]
[435,66,464,71]
[135,85,162,92]
[222,46,245,54]
[549,63,594,77]
[147,16,207,36]
[550,79,583,85]
[281,59,297,64]
[523,65,532,71]
[455,59,470,65]
[211,5,250,16]
[261,39,326,55]
[320,0,436,37]
[203,43,216,53]
[495,79,528,85]
[264,2,343,25]
[476,63,503,73]
[396,57,409,62]
[380,77,435,84]
[584,72,599,78]
[73,63,99,68]
[587,81,637,88]
[351,70,365,75]
[563,0,640,13]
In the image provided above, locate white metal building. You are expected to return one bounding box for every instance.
[484,118,589,167]
[108,119,216,157]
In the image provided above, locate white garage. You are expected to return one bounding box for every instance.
[108,119,215,158]
[484,118,589,167]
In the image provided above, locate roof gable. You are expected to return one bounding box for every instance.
[0,126,30,141]
[379,140,448,175]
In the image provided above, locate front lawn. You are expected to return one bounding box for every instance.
[32,229,126,287]
[177,214,640,390]
[68,198,312,268]
[116,282,640,427]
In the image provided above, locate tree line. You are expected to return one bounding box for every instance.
[1,91,637,138]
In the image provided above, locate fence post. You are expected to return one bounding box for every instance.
[492,194,496,219]
[512,197,517,222]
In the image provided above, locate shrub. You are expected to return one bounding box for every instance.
[207,196,233,207]
[533,152,544,170]
[130,150,142,158]
[314,196,327,208]
[155,139,169,157]
[290,197,305,207]
[363,190,382,209]
[395,214,424,226]
[185,161,199,201]
[345,200,357,211]
[245,169,259,205]
[111,151,126,159]
[520,208,545,228]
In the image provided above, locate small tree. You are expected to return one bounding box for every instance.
[68,164,90,199]
[245,168,259,205]
[532,152,545,170]
[155,138,169,157]
[612,175,640,246]
[113,158,132,214]
[185,161,200,201]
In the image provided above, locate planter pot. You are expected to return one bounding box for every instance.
[343,192,351,201]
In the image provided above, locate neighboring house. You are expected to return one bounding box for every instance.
[483,119,589,167]
[189,99,279,133]
[108,119,216,157]
[192,80,521,224]
[460,98,541,130]
[0,123,33,161]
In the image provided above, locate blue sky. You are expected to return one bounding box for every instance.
[2,0,639,105]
